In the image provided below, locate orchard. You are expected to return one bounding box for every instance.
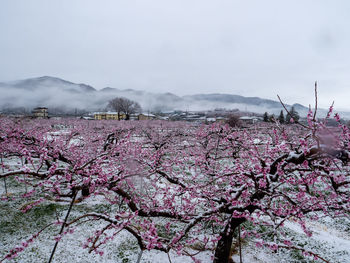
[0,106,350,262]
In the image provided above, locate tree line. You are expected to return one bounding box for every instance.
[263,106,300,124]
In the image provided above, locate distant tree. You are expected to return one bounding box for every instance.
[226,114,241,128]
[108,97,141,120]
[119,98,142,120]
[269,114,275,123]
[263,112,269,122]
[278,110,285,124]
[107,97,124,120]
[286,106,299,124]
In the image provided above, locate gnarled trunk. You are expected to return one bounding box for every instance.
[213,217,245,263]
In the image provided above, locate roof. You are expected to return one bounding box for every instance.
[93,111,120,115]
[140,113,156,117]
[33,107,48,110]
[239,116,259,120]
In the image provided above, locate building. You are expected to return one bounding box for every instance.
[215,117,226,123]
[93,112,126,120]
[239,116,260,124]
[32,107,48,118]
[206,117,216,123]
[138,113,156,120]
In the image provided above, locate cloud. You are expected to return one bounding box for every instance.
[1,1,350,109]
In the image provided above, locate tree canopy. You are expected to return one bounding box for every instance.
[278,110,285,123]
[107,97,141,120]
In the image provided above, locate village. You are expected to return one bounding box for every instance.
[0,105,265,125]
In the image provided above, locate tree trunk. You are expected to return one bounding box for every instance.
[213,217,245,263]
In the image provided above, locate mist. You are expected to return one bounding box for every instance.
[0,76,307,117]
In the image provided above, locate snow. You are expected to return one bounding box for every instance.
[0,190,213,263]
[286,151,304,162]
[2,157,350,262]
[2,187,350,263]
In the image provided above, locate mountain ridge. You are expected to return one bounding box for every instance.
[1,76,343,118]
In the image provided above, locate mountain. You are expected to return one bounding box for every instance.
[100,87,119,92]
[9,76,96,93]
[0,76,186,113]
[183,93,284,109]
[0,76,100,112]
[184,94,280,106]
[0,76,346,118]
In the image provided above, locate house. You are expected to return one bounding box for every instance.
[32,107,48,119]
[239,116,260,124]
[128,113,139,120]
[206,117,216,123]
[184,114,201,122]
[93,112,126,120]
[138,113,156,120]
[81,116,94,120]
[215,117,227,123]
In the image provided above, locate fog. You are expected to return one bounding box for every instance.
[0,76,295,115]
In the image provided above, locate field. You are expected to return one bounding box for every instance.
[1,117,350,263]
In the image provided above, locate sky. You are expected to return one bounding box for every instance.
[1,0,350,110]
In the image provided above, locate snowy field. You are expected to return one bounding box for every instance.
[1,175,350,263]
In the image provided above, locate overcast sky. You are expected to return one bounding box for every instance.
[1,0,350,109]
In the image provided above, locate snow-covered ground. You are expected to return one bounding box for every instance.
[1,156,350,262]
[0,190,212,263]
[2,186,350,263]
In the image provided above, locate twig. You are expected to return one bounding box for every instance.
[0,222,55,262]
[313,81,318,121]
[21,157,28,194]
[88,223,112,253]
[277,95,308,129]
[48,190,77,263]
[238,225,243,263]
[1,156,7,195]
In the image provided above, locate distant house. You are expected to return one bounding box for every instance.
[93,112,126,120]
[215,117,226,123]
[158,116,169,121]
[206,117,216,123]
[239,116,260,124]
[81,116,94,120]
[138,113,156,120]
[128,114,139,120]
[184,114,202,122]
[205,117,227,124]
[32,107,48,119]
